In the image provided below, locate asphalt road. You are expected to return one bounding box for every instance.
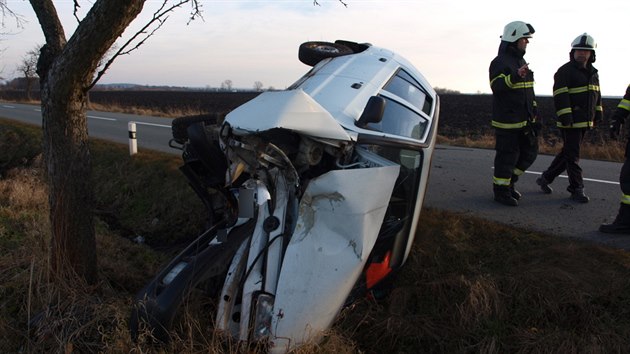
[0,102,175,153]
[2,102,629,250]
[425,145,630,250]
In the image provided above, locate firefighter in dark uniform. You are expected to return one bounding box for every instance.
[489,21,539,206]
[600,84,630,233]
[536,33,602,203]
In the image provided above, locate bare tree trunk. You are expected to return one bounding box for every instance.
[31,0,145,284]
[41,80,97,281]
[25,79,33,101]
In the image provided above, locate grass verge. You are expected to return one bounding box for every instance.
[3,119,630,353]
[437,134,626,162]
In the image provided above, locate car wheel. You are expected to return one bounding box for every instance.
[298,41,353,66]
[171,113,219,143]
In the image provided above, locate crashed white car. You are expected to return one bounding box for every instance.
[131,40,440,353]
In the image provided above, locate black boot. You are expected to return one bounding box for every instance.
[568,186,589,203]
[600,204,630,234]
[510,174,521,200]
[536,176,553,194]
[494,185,518,206]
[510,185,521,200]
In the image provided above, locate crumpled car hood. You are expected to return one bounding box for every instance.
[224,89,353,141]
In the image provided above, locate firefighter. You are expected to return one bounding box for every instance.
[600,84,630,233]
[489,21,539,206]
[536,33,602,203]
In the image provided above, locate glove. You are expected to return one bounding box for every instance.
[558,115,572,127]
[610,119,621,139]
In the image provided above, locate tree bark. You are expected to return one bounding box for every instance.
[30,0,145,284]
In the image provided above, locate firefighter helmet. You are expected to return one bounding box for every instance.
[571,33,597,51]
[501,21,535,42]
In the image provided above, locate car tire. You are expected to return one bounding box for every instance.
[298,41,353,66]
[171,114,219,143]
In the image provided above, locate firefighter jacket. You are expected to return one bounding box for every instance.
[612,84,630,136]
[489,42,537,130]
[552,59,602,129]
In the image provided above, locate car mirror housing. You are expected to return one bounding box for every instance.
[356,96,386,128]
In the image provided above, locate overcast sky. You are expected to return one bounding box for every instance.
[1,0,629,97]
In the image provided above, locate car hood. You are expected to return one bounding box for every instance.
[224,89,353,141]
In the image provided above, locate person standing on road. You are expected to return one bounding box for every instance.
[489,21,539,206]
[600,84,630,233]
[536,33,602,203]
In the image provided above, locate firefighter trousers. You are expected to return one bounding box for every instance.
[541,128,586,191]
[619,140,630,198]
[493,127,538,188]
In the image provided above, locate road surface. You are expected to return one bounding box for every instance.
[0,102,175,153]
[425,145,630,250]
[2,102,628,250]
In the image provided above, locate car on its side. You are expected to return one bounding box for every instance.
[230,39,441,276]
[132,39,440,353]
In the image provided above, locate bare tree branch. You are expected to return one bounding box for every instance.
[29,0,67,53]
[89,0,201,89]
[73,0,81,23]
[0,0,26,29]
[313,0,348,7]
[17,45,41,99]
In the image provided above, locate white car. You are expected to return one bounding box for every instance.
[267,39,441,270]
[131,39,440,353]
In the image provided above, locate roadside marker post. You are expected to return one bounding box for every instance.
[128,122,137,155]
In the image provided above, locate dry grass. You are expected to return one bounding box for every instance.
[4,149,630,353]
[335,210,630,353]
[3,113,630,353]
[438,133,626,162]
[0,122,356,353]
[87,101,206,119]
[15,98,219,119]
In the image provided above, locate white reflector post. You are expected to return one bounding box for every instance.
[128,121,137,155]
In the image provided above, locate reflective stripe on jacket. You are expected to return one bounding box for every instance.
[489,42,537,130]
[553,59,602,129]
[612,84,630,137]
[616,84,630,114]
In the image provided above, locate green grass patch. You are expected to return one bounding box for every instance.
[90,139,207,248]
[0,118,43,175]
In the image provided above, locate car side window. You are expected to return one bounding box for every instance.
[368,97,428,140]
[383,69,432,116]
[364,69,432,141]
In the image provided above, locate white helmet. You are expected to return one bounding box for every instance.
[501,21,535,42]
[571,33,596,51]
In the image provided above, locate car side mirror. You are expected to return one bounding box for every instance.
[356,96,386,129]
